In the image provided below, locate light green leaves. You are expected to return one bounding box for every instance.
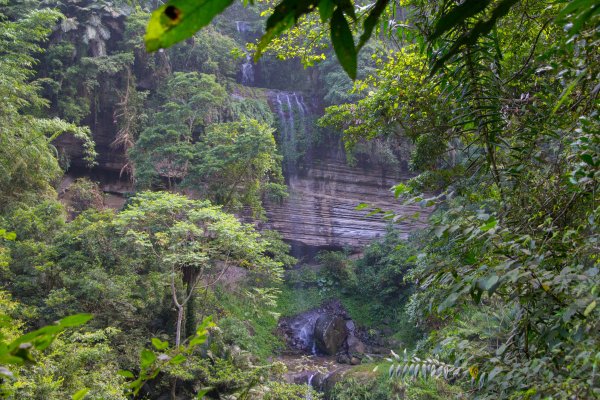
[584,300,596,316]
[151,338,169,350]
[72,388,90,400]
[122,316,216,396]
[0,314,92,377]
[140,349,157,369]
[0,229,16,241]
[145,0,235,51]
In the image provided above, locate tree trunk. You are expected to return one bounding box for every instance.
[175,302,184,347]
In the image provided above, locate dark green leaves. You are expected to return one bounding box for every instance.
[331,8,357,80]
[357,0,388,51]
[144,0,387,80]
[430,0,491,41]
[430,0,519,73]
[557,0,600,34]
[145,0,235,51]
[318,0,334,23]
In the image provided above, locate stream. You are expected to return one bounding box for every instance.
[276,299,384,396]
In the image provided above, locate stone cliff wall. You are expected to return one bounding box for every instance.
[263,156,427,254]
[58,90,427,253]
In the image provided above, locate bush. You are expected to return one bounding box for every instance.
[316,250,357,288]
[67,178,104,216]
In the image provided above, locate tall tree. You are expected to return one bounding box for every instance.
[0,7,95,210]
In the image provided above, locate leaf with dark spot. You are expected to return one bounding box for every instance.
[145,0,235,52]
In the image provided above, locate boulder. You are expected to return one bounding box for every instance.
[350,356,361,365]
[314,314,348,355]
[347,334,367,355]
[336,353,351,364]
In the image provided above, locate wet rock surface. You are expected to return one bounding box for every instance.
[314,315,348,355]
[278,299,393,397]
[278,300,350,354]
[278,299,370,359]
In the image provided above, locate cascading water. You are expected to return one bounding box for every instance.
[271,91,309,177]
[235,21,255,85]
[241,53,254,85]
[235,20,250,33]
[290,311,319,353]
[306,373,316,400]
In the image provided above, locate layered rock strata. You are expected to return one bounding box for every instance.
[263,157,428,251]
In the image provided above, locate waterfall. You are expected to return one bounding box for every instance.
[235,20,250,33]
[235,21,254,85]
[270,91,310,178]
[306,373,316,400]
[275,94,286,139]
[241,53,254,85]
[294,93,306,117]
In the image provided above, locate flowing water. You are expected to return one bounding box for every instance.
[240,53,254,85]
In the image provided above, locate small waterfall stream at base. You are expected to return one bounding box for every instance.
[306,373,316,400]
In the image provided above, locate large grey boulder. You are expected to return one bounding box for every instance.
[314,314,348,355]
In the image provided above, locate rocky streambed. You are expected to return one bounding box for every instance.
[276,300,388,396]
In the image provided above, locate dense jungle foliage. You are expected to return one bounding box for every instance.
[1,0,598,398]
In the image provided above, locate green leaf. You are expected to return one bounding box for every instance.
[480,218,498,232]
[196,388,212,399]
[357,0,388,51]
[318,0,334,23]
[330,8,357,80]
[584,300,596,316]
[151,338,169,350]
[355,203,370,210]
[117,370,135,378]
[434,225,448,238]
[430,0,491,40]
[0,230,16,241]
[72,389,89,400]
[58,314,93,328]
[431,0,518,73]
[483,275,499,291]
[580,153,595,166]
[145,0,235,52]
[170,353,186,365]
[365,208,383,217]
[392,183,410,198]
[140,349,157,369]
[438,292,460,312]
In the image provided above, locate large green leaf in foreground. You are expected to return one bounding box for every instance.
[145,0,234,51]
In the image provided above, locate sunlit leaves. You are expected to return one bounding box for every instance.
[0,313,92,375]
[121,316,216,396]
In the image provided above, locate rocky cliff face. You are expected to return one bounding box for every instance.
[59,94,427,254]
[263,156,427,254]
[261,89,427,254]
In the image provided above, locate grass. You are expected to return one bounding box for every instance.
[213,288,284,359]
